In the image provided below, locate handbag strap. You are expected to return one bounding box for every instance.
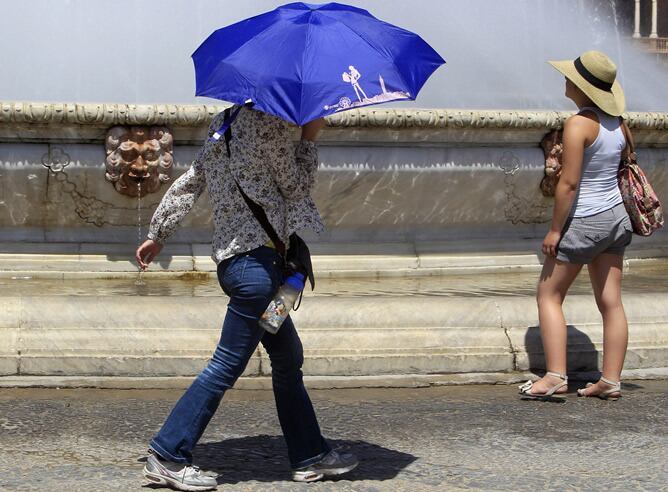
[619,117,636,163]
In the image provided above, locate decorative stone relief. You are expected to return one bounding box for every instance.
[500,151,551,225]
[0,102,226,127]
[539,130,563,197]
[105,126,173,197]
[39,145,159,227]
[0,101,662,129]
[40,146,71,173]
[1,102,666,149]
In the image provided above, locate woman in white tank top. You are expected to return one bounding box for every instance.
[519,51,633,401]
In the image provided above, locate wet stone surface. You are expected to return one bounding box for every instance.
[0,382,666,491]
[3,261,668,298]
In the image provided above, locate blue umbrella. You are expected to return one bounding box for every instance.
[192,2,445,126]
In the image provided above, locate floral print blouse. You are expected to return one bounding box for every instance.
[147,106,325,263]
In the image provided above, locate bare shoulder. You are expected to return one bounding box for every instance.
[563,113,598,144]
[564,112,597,128]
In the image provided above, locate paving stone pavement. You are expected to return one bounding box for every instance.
[0,381,666,492]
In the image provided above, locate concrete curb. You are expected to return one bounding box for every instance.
[1,368,666,390]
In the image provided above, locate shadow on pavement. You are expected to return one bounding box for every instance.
[190,435,416,484]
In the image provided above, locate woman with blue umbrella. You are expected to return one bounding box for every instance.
[136,3,444,490]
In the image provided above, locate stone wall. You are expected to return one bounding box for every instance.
[1,103,667,253]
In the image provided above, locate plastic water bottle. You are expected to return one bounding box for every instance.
[259,272,305,334]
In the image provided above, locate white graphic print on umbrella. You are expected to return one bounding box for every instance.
[324,65,411,112]
[343,65,368,102]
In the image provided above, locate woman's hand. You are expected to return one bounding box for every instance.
[301,118,327,141]
[136,239,163,270]
[542,230,562,258]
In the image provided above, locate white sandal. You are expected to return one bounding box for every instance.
[577,376,622,400]
[519,371,568,401]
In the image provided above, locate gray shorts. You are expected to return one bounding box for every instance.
[556,202,633,264]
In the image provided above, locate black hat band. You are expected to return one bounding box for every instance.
[574,57,613,92]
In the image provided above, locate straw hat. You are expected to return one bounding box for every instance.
[549,50,625,116]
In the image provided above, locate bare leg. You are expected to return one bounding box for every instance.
[579,253,626,397]
[531,256,583,394]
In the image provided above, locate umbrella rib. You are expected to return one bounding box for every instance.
[299,10,315,123]
[313,11,413,96]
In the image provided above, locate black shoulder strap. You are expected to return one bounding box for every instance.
[217,103,287,257]
[213,101,252,154]
[234,181,287,257]
[223,107,233,158]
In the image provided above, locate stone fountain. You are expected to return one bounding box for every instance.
[0,102,667,388]
[1,0,668,388]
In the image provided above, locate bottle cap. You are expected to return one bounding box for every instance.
[285,272,305,291]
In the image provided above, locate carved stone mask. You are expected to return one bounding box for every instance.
[105,125,173,197]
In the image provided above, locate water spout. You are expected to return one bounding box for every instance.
[135,181,145,287]
[105,126,174,198]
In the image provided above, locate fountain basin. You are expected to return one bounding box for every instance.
[1,263,667,386]
[1,103,667,386]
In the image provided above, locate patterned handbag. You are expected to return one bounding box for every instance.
[619,121,664,236]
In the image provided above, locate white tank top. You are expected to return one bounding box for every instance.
[570,107,626,218]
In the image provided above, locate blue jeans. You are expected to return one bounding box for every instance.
[150,246,330,469]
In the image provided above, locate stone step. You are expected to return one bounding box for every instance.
[1,293,667,380]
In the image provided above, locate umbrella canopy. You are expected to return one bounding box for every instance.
[192,2,445,125]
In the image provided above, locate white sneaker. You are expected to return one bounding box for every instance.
[143,453,218,491]
[292,449,359,482]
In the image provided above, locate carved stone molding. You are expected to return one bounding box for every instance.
[1,101,667,146]
[0,102,227,145]
[327,108,569,129]
[0,102,226,126]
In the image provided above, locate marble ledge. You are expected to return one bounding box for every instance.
[1,102,667,146]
